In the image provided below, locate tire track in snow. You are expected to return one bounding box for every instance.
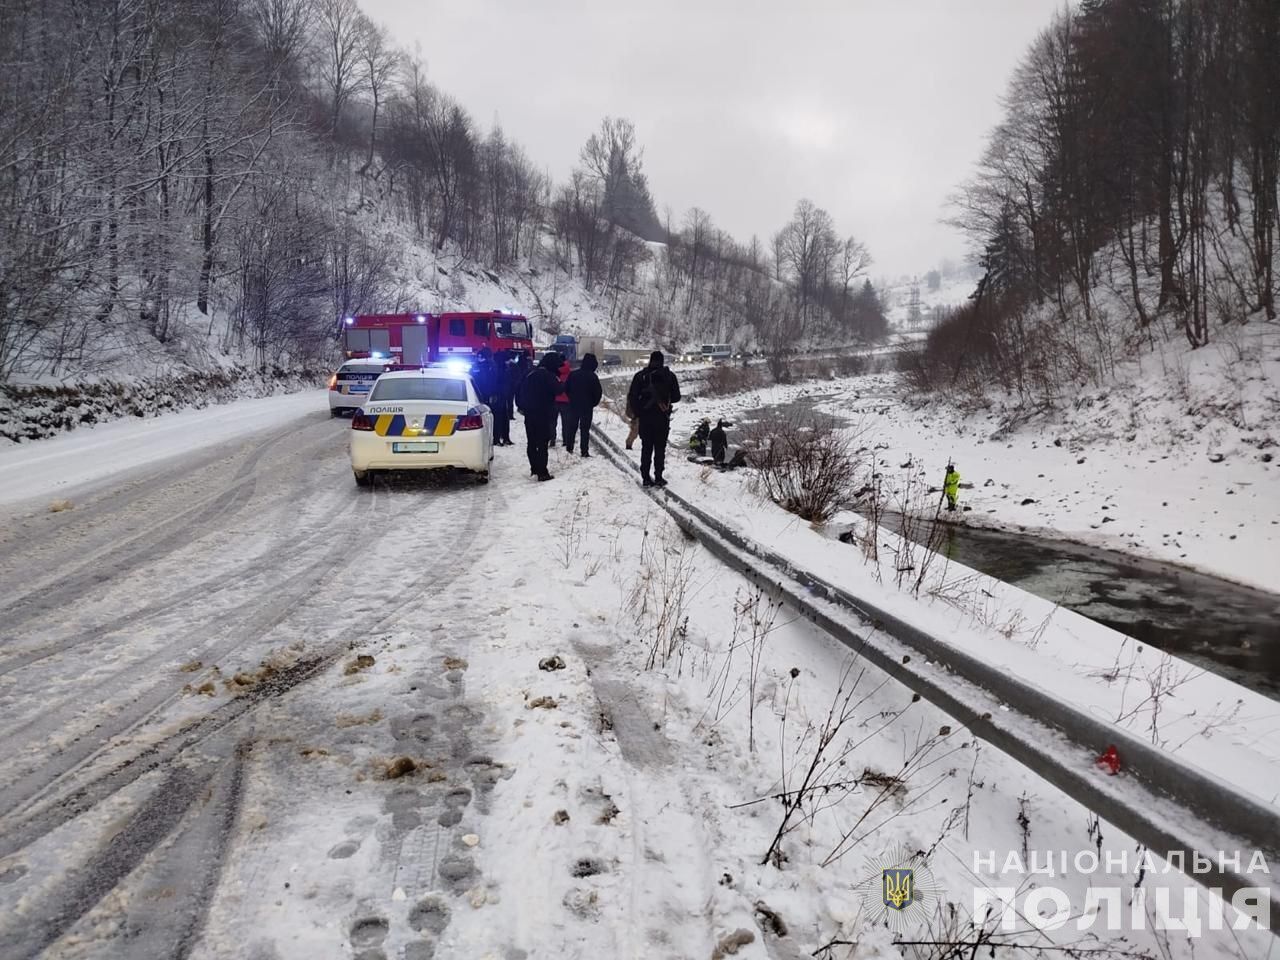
[0,531,372,821]
[89,738,250,960]
[0,758,221,959]
[0,483,356,681]
[0,737,250,960]
[0,469,495,861]
[0,654,330,863]
[0,420,336,630]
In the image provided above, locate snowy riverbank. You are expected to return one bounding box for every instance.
[670,340,1280,596]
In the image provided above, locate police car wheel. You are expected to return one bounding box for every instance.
[476,471,490,485]
[353,469,372,487]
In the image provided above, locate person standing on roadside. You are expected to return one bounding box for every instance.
[553,354,572,448]
[626,351,681,487]
[505,353,520,420]
[472,347,509,446]
[511,352,530,419]
[471,347,495,408]
[520,353,561,481]
[565,353,603,457]
[490,351,512,445]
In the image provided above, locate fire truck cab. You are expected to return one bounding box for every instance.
[341,311,535,366]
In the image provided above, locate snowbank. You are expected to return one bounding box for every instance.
[0,367,326,444]
[0,390,325,506]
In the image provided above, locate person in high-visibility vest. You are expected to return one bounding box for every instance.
[943,463,961,512]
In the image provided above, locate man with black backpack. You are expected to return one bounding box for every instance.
[626,351,681,487]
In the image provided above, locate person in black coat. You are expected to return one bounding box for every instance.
[710,419,729,464]
[626,351,681,487]
[519,352,561,481]
[471,347,495,403]
[510,352,530,418]
[564,353,603,457]
[489,351,512,445]
[505,353,523,420]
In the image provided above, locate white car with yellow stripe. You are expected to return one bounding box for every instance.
[328,359,390,415]
[350,368,493,485]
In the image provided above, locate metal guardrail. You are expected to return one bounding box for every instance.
[590,422,1279,919]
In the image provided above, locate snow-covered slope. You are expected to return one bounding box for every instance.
[881,265,980,331]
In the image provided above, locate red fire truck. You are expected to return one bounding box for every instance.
[340,311,536,365]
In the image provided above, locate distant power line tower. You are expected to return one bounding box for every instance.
[906,283,923,329]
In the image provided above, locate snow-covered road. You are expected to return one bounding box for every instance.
[0,390,326,507]
[0,397,1273,958]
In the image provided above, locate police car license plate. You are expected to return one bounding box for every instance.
[393,441,438,453]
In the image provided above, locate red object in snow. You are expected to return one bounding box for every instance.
[1097,745,1121,775]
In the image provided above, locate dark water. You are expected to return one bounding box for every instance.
[736,395,1280,699]
[883,516,1280,699]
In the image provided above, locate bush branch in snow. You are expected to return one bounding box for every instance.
[696,587,789,752]
[748,411,862,524]
[624,519,699,673]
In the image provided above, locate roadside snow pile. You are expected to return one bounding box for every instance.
[0,390,324,504]
[0,367,326,444]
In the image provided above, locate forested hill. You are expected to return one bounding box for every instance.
[0,0,889,384]
[916,0,1279,402]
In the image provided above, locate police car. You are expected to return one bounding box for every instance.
[328,359,391,415]
[350,367,494,486]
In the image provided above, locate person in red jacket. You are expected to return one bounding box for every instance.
[554,354,573,448]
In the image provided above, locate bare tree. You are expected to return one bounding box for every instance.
[314,0,367,146]
[357,17,400,176]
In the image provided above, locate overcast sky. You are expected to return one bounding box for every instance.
[361,0,1066,279]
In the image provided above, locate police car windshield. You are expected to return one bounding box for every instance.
[341,363,388,375]
[369,377,468,402]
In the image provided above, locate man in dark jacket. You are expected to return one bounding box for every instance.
[520,353,561,481]
[511,353,530,417]
[565,353,603,457]
[710,419,730,464]
[505,353,522,420]
[471,347,494,395]
[490,351,512,445]
[626,351,681,487]
[471,347,495,408]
